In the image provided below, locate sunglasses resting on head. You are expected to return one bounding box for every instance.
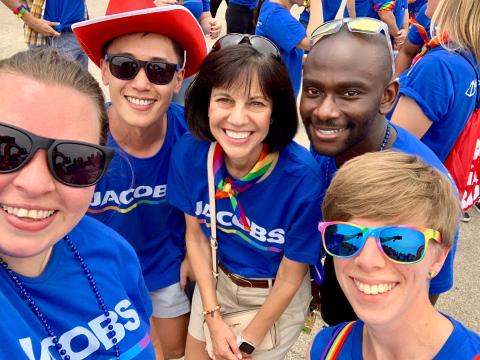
[310,17,395,75]
[0,122,114,187]
[211,33,282,62]
[319,221,442,264]
[105,54,182,85]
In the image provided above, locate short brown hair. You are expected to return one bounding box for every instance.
[0,47,108,144]
[322,151,460,248]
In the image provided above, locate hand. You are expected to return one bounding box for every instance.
[207,318,243,360]
[23,14,60,37]
[179,255,195,289]
[208,18,221,39]
[393,28,407,49]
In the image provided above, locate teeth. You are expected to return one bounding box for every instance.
[2,205,55,220]
[126,96,154,106]
[225,130,250,139]
[318,128,345,135]
[354,279,396,295]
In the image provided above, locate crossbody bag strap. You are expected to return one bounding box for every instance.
[207,142,219,287]
[320,321,356,360]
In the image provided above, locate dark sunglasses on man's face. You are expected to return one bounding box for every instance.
[105,54,181,85]
[0,122,114,187]
[211,33,282,62]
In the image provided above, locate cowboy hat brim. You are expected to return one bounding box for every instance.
[72,5,207,77]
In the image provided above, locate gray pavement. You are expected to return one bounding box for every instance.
[0,1,477,359]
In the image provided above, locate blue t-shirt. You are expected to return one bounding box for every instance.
[183,0,210,21]
[299,0,348,26]
[256,0,305,97]
[168,134,324,278]
[88,104,188,292]
[0,216,155,359]
[355,0,407,29]
[312,123,457,294]
[310,316,480,359]
[407,4,431,46]
[399,47,479,162]
[44,0,86,32]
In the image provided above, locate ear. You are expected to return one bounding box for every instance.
[379,79,399,115]
[100,58,110,86]
[428,244,449,279]
[173,68,185,96]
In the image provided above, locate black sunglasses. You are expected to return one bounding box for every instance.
[0,122,114,187]
[105,54,181,85]
[211,33,282,62]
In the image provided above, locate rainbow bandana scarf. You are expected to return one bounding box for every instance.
[213,143,277,232]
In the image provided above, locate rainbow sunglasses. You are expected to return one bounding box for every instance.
[318,221,442,264]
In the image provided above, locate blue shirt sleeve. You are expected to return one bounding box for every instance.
[399,54,455,123]
[260,6,306,52]
[202,0,210,12]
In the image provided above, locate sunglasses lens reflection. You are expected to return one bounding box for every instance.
[0,126,32,172]
[52,143,107,186]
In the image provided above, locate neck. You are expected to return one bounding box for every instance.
[362,303,453,360]
[1,246,54,277]
[108,106,167,158]
[336,117,395,167]
[224,144,263,179]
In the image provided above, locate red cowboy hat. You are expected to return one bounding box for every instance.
[72,0,206,77]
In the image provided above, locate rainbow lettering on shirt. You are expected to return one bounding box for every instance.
[110,333,151,360]
[199,219,283,253]
[88,199,166,214]
[374,1,395,12]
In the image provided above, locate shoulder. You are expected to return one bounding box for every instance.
[436,315,480,358]
[392,124,449,175]
[69,216,138,262]
[310,321,361,359]
[279,142,323,179]
[167,103,188,137]
[172,133,209,160]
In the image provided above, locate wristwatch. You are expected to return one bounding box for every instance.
[238,333,256,355]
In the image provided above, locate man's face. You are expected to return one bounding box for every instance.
[300,34,388,157]
[100,33,184,130]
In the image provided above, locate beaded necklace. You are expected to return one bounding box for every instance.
[324,121,391,186]
[0,236,120,360]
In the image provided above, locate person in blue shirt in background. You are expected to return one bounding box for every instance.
[0,0,88,68]
[73,0,207,358]
[407,0,426,17]
[299,0,354,29]
[394,2,433,76]
[254,0,323,97]
[355,0,409,49]
[300,17,458,325]
[308,151,480,359]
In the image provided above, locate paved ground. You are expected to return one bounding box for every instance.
[0,1,477,359]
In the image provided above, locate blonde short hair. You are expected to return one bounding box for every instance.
[432,0,480,60]
[322,151,461,248]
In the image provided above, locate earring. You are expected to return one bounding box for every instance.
[428,270,436,279]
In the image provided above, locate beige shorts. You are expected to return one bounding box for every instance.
[189,268,311,359]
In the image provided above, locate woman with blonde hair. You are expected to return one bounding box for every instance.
[308,151,480,359]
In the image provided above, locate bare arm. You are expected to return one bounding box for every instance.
[241,257,308,349]
[394,40,422,77]
[346,0,356,17]
[1,0,60,37]
[391,95,433,138]
[297,0,324,50]
[377,10,406,49]
[199,11,222,39]
[184,214,242,360]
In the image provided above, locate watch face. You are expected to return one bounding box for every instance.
[239,341,255,354]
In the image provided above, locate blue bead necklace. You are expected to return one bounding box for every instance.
[0,235,121,360]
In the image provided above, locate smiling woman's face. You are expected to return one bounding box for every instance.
[208,74,272,174]
[0,72,100,274]
[333,216,445,327]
